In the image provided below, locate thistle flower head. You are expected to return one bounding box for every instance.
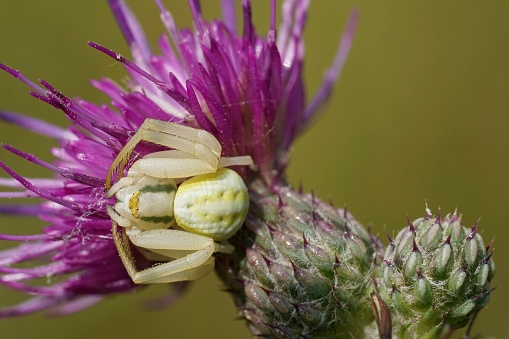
[0,0,356,317]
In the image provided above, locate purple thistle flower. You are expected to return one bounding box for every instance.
[0,0,357,318]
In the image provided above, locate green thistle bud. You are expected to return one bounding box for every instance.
[378,209,495,339]
[216,179,380,337]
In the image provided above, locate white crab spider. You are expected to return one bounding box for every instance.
[105,118,253,284]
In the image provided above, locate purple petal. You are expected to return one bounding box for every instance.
[0,204,48,215]
[188,0,204,35]
[107,0,152,64]
[0,233,49,241]
[0,111,68,139]
[221,0,237,32]
[0,296,62,318]
[0,241,64,266]
[303,8,359,126]
[47,295,104,316]
[0,64,46,95]
[0,162,77,210]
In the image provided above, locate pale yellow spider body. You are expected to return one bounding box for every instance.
[106,118,253,284]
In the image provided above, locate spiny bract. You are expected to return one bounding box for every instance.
[377,209,495,339]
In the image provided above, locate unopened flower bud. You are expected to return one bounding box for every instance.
[377,209,495,338]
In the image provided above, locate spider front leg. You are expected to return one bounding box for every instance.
[106,119,222,188]
[115,226,233,284]
[127,149,254,180]
[130,150,220,179]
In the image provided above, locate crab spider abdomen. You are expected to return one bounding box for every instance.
[174,168,249,241]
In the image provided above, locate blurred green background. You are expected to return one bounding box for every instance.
[0,1,508,338]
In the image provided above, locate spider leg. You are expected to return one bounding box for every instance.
[141,119,221,156]
[141,258,215,284]
[137,242,234,284]
[120,228,218,284]
[107,206,132,227]
[113,223,212,284]
[137,247,194,261]
[106,130,218,188]
[218,155,255,170]
[106,177,133,198]
[131,150,217,179]
[139,240,236,283]
[215,241,235,254]
[127,228,213,251]
[112,221,137,280]
[106,119,222,188]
